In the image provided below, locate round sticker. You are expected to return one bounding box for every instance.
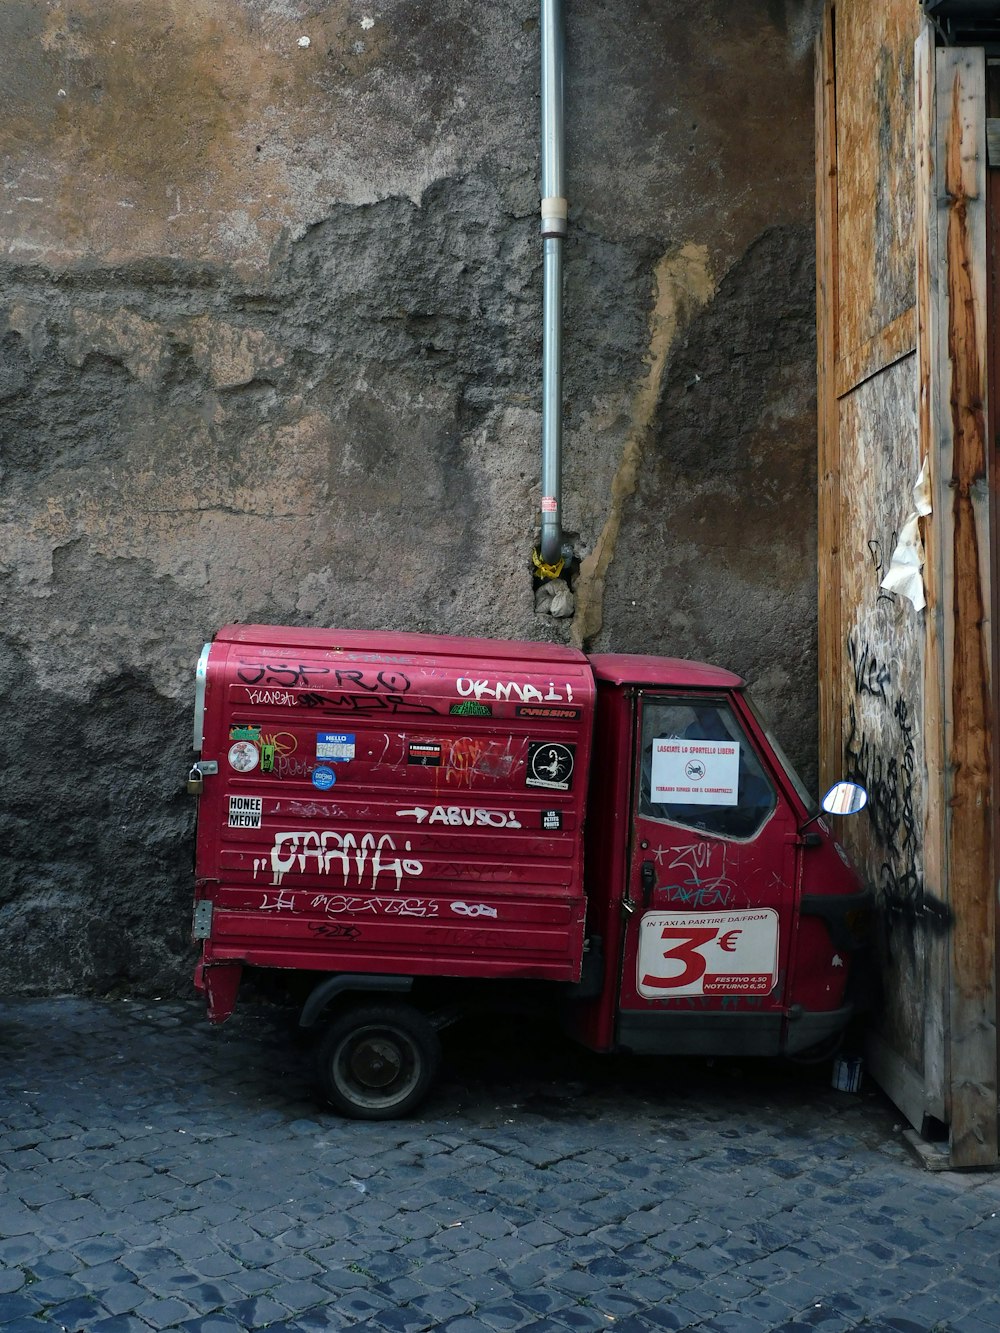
[228,740,259,773]
[528,742,574,788]
[312,765,336,790]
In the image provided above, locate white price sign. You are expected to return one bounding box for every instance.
[637,909,779,998]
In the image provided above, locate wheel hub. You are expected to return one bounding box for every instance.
[350,1036,403,1089]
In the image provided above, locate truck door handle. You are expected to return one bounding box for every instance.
[641,860,656,904]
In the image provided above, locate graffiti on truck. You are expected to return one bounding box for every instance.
[444,738,519,788]
[652,841,740,910]
[311,894,439,919]
[254,830,424,890]
[395,805,522,828]
[456,677,575,704]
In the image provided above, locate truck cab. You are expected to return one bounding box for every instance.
[191,625,872,1118]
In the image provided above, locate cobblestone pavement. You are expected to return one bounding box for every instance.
[2,998,1000,1333]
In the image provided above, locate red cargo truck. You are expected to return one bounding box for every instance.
[190,624,871,1118]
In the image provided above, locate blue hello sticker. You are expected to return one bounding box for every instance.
[312,765,336,790]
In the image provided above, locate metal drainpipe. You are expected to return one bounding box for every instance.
[537,0,568,571]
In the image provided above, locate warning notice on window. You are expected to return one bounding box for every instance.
[650,739,740,806]
[636,909,778,999]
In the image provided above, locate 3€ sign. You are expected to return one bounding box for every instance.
[637,909,779,999]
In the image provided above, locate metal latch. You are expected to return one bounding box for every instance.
[192,900,214,940]
[187,759,219,796]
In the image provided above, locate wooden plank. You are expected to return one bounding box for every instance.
[835,306,916,400]
[914,22,950,1131]
[816,5,842,794]
[835,0,922,361]
[934,46,997,1169]
[867,1029,932,1133]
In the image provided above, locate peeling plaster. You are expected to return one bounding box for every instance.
[571,242,715,648]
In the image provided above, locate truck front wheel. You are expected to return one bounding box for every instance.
[315,1003,441,1120]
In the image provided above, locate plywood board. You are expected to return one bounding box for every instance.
[835,0,922,362]
[838,354,927,1077]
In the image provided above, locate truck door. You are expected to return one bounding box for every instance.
[616,693,799,1057]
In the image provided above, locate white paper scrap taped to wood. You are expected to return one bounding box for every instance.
[880,458,932,611]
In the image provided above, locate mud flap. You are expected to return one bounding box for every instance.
[198,962,243,1024]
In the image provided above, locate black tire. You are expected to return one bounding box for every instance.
[315,1003,441,1120]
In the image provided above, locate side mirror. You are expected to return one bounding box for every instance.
[821,781,868,817]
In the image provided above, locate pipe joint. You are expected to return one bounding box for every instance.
[540,195,569,238]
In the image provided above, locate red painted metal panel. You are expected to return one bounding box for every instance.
[588,653,744,691]
[194,628,595,986]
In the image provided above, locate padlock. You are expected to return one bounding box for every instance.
[187,765,204,796]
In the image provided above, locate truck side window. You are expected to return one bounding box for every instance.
[638,698,776,839]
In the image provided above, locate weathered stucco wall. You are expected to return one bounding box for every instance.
[0,0,824,994]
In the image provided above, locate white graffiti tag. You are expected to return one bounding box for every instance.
[456,677,574,703]
[450,902,498,918]
[245,687,296,706]
[395,805,521,828]
[254,830,423,890]
[310,895,439,919]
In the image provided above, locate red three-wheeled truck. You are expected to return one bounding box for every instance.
[189,624,872,1118]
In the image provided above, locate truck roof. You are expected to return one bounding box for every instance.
[215,623,589,667]
[587,653,744,690]
[214,626,743,689]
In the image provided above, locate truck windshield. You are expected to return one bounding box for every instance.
[743,692,816,815]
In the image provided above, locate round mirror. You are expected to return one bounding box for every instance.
[821,781,868,816]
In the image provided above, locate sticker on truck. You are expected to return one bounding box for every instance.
[228,796,263,829]
[526,742,575,790]
[408,741,442,766]
[317,732,355,762]
[228,740,259,773]
[637,909,778,999]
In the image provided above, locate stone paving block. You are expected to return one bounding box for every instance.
[372,1277,428,1306]
[214,1295,289,1328]
[368,1307,437,1333]
[45,1294,114,1327]
[176,1317,246,1333]
[409,1288,476,1322]
[454,1275,516,1306]
[220,1268,275,1298]
[475,1300,538,1330]
[699,1311,773,1333]
[28,1250,83,1279]
[0,1271,26,1297]
[98,1282,150,1317]
[89,1317,157,1333]
[0,1240,46,1271]
[122,1296,193,1331]
[333,1289,395,1321]
[489,1258,551,1291]
[17,1274,88,1306]
[549,1303,619,1331]
[947,1308,1000,1333]
[270,1279,333,1313]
